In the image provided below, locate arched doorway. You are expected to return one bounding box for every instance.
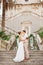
[21,21,32,36]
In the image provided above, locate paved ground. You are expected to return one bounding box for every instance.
[0,50,43,65]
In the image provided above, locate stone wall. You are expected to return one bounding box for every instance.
[5,5,43,33]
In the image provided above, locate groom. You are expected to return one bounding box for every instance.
[20,30,29,60]
[23,30,29,60]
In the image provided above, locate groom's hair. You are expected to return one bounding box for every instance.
[23,30,26,33]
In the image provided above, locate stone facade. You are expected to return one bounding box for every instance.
[5,4,43,34]
[16,0,40,4]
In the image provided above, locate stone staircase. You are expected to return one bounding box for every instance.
[0,50,43,65]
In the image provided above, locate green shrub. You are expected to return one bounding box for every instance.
[38,31,43,38]
[16,35,19,39]
[0,31,11,41]
[2,35,11,41]
[0,31,5,37]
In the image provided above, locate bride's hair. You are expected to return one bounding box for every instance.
[18,32,21,35]
[18,30,26,35]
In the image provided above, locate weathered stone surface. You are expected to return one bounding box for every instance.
[0,50,43,65]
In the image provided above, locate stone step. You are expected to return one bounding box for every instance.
[0,50,43,55]
[0,50,43,65]
[0,50,43,54]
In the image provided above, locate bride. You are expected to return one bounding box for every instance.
[13,30,28,62]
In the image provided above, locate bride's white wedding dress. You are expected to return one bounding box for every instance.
[13,41,24,62]
[13,33,28,62]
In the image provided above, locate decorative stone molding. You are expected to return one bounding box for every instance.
[16,0,40,4]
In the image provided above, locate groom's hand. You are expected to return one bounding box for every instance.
[26,37,29,39]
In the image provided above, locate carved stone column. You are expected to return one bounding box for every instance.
[2,0,6,31]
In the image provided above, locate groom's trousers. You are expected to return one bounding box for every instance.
[24,40,29,59]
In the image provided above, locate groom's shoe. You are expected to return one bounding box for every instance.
[25,58,29,60]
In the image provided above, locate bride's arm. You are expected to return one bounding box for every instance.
[19,37,25,41]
